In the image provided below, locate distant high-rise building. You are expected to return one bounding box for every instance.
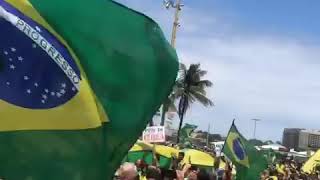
[282,128,320,151]
[298,130,320,150]
[282,128,304,150]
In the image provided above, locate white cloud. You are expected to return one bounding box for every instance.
[116,0,320,141]
[179,36,320,140]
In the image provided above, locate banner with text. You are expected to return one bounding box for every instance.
[143,126,166,143]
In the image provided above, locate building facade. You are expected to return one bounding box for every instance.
[282,128,304,150]
[298,130,320,150]
[283,128,320,151]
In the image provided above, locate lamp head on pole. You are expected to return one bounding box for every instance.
[163,0,174,9]
[252,118,261,122]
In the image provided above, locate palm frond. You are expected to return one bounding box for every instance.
[191,91,214,107]
[198,70,207,77]
[172,87,184,98]
[187,93,196,104]
[178,63,187,82]
[196,80,213,88]
[189,85,206,95]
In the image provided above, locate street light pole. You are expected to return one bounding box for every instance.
[251,119,261,139]
[163,0,183,47]
[170,0,181,47]
[207,123,210,147]
[160,0,183,129]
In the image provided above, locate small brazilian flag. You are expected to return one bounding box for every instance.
[0,0,178,179]
[222,121,267,180]
[179,123,197,143]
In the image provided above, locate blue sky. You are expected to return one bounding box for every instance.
[201,1,320,39]
[116,0,320,141]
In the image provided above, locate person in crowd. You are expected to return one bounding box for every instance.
[196,169,211,180]
[212,156,219,177]
[260,170,270,180]
[135,159,148,179]
[145,166,162,180]
[116,162,139,180]
[223,163,232,180]
[171,152,186,170]
[122,141,320,180]
[182,164,199,180]
[259,157,320,180]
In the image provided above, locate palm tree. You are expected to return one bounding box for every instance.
[175,63,213,143]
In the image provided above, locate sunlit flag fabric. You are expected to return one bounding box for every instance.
[179,123,197,144]
[222,121,268,180]
[0,0,178,179]
[302,149,320,174]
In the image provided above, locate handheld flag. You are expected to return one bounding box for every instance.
[0,0,178,179]
[302,149,320,174]
[222,121,268,180]
[179,123,197,144]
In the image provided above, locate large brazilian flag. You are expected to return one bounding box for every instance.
[0,0,178,179]
[222,122,268,180]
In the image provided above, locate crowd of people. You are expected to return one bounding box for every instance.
[115,141,320,180]
[261,157,320,180]
[115,157,320,180]
[114,151,233,180]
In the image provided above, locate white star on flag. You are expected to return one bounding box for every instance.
[9,64,15,70]
[10,47,16,52]
[24,76,29,80]
[61,83,66,88]
[26,89,31,94]
[3,51,8,55]
[42,94,48,99]
[18,56,23,61]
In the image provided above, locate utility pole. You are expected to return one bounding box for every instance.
[160,0,183,128]
[207,123,210,147]
[251,119,261,139]
[162,0,183,142]
[163,0,183,47]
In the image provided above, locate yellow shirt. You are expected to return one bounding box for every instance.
[276,164,285,174]
[269,176,278,180]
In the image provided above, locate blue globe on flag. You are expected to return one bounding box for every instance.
[232,137,246,161]
[0,2,81,109]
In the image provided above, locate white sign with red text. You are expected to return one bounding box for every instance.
[142,126,166,143]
